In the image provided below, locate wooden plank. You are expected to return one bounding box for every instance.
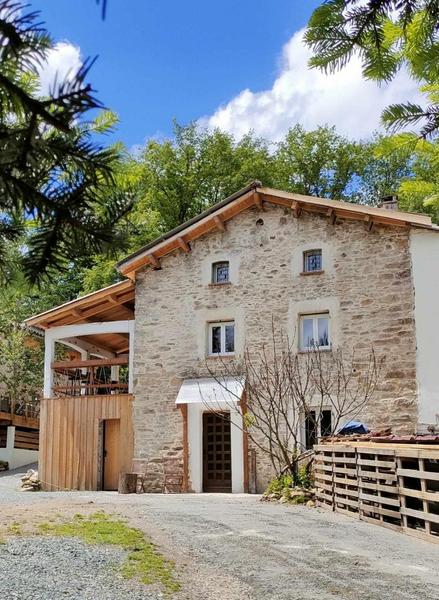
[333,466,357,477]
[359,503,401,520]
[335,506,360,518]
[335,496,358,508]
[359,492,400,507]
[52,357,128,369]
[360,514,402,533]
[332,456,357,464]
[397,468,439,481]
[0,411,39,429]
[357,458,395,469]
[401,507,439,525]
[316,490,333,503]
[315,464,333,473]
[359,481,398,494]
[334,487,358,498]
[315,472,333,483]
[39,394,133,491]
[316,482,333,493]
[358,469,397,482]
[356,447,396,456]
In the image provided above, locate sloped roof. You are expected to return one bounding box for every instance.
[24,279,134,333]
[117,181,437,278]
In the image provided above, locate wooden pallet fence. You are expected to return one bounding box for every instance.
[314,445,334,509]
[332,446,359,517]
[397,449,439,541]
[314,442,439,543]
[357,447,401,531]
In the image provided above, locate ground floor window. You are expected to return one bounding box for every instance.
[304,409,333,450]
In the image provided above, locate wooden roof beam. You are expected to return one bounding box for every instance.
[291,200,302,218]
[108,294,135,319]
[327,208,336,225]
[59,337,116,359]
[214,215,226,232]
[364,214,374,232]
[148,254,161,269]
[177,237,191,253]
[254,192,264,211]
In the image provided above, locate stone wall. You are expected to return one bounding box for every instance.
[132,203,418,492]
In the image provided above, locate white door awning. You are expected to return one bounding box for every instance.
[175,377,245,405]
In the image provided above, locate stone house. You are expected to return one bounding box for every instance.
[25,182,439,492]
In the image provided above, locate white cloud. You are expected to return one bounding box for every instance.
[38,42,82,95]
[202,29,422,141]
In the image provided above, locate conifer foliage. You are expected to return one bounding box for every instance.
[0,1,131,283]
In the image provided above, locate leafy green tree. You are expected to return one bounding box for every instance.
[136,122,274,232]
[375,133,439,220]
[272,124,364,199]
[0,1,131,283]
[305,1,439,136]
[354,134,413,205]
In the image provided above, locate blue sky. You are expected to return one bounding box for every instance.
[34,0,420,148]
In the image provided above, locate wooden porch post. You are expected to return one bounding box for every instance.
[43,334,55,398]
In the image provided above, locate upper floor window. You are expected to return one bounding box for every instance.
[209,321,235,355]
[212,261,230,284]
[303,249,322,273]
[300,313,330,351]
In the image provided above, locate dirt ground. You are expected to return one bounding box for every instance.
[1,466,439,600]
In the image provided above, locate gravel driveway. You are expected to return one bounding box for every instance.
[1,466,439,600]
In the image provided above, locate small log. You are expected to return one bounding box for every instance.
[118,472,137,494]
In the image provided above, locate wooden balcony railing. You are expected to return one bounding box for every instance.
[51,356,129,397]
[0,397,40,419]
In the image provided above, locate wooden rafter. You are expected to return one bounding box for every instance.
[364,214,374,232]
[177,237,191,253]
[214,215,226,231]
[254,192,263,211]
[291,200,302,218]
[148,254,161,269]
[108,294,134,319]
[327,208,336,225]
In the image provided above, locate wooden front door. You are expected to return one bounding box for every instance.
[203,412,232,493]
[103,419,120,490]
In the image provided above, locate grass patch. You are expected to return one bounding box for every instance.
[7,522,22,535]
[38,512,179,593]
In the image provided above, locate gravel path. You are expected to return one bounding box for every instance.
[0,537,160,600]
[1,466,439,599]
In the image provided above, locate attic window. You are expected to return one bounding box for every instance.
[303,249,322,273]
[212,261,230,284]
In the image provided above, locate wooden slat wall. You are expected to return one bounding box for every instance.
[14,428,39,451]
[0,427,7,448]
[39,394,133,491]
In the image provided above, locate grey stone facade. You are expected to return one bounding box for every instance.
[132,203,418,492]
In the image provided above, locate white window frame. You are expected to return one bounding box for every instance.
[212,261,230,284]
[299,313,330,351]
[303,249,323,273]
[208,321,235,356]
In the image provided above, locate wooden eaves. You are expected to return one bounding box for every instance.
[117,182,437,279]
[23,279,135,330]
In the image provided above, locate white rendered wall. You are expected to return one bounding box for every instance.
[187,402,244,493]
[410,229,439,431]
[0,426,38,470]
